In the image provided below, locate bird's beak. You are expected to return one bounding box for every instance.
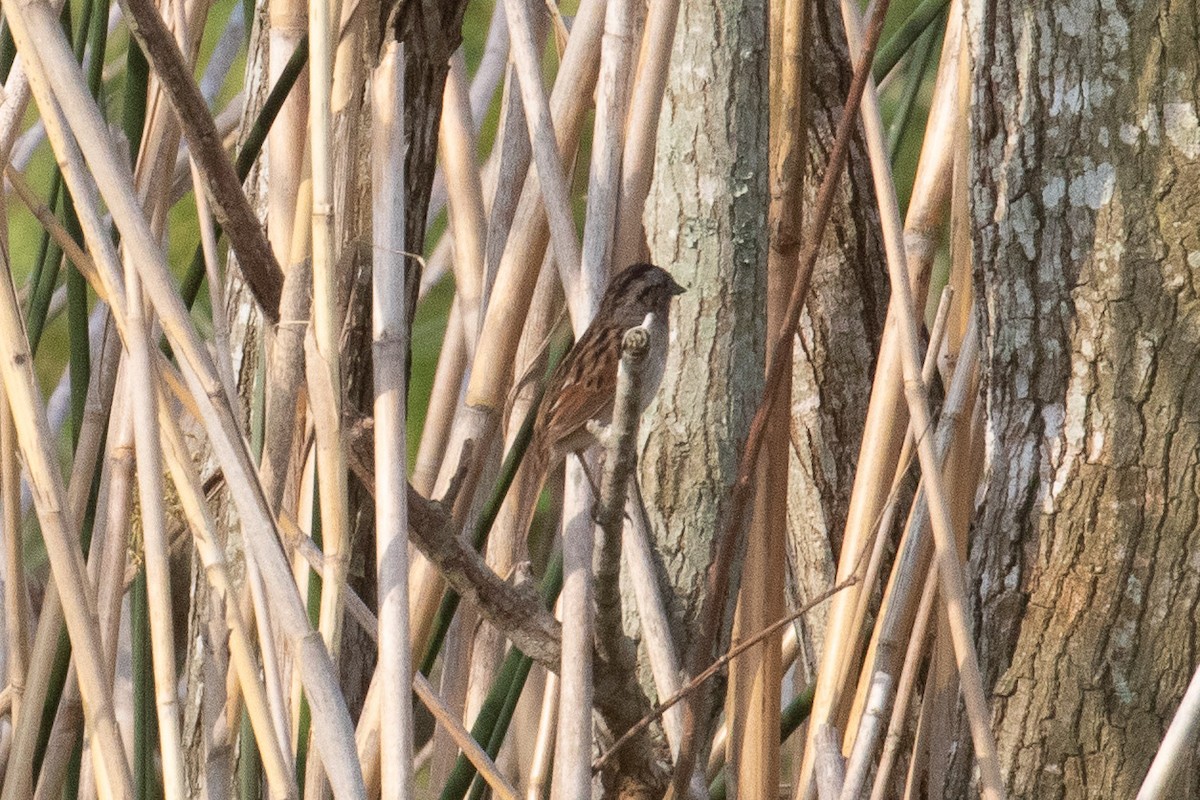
[668,277,686,296]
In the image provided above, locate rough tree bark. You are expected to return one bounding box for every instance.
[636,0,769,772]
[959,0,1200,796]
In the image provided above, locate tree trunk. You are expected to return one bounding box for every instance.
[637,0,769,764]
[962,0,1200,796]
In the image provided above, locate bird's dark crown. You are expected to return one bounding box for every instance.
[600,263,686,316]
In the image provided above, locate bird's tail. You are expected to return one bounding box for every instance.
[493,443,550,562]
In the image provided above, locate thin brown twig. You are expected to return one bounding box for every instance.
[595,575,859,772]
[116,0,284,321]
[672,0,893,790]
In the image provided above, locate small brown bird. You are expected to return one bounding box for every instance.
[513,262,685,538]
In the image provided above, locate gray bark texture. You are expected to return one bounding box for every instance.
[962,0,1200,796]
[638,0,769,676]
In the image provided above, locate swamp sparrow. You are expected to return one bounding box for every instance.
[514,262,685,537]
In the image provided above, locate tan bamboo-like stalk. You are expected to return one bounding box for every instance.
[260,179,314,512]
[944,22,974,365]
[468,0,510,128]
[901,0,962,286]
[411,298,466,495]
[841,286,954,701]
[429,612,471,791]
[405,0,606,694]
[833,3,1003,797]
[440,51,487,355]
[610,0,680,267]
[728,364,789,796]
[189,154,238,410]
[17,322,120,800]
[557,461,598,800]
[157,394,297,800]
[726,0,806,791]
[0,199,132,800]
[78,407,141,800]
[246,509,298,782]
[426,1,508,226]
[841,309,981,775]
[259,169,312,800]
[268,0,309,267]
[623,481,686,754]
[552,0,641,790]
[527,668,560,800]
[477,64,532,296]
[580,0,636,294]
[0,65,33,164]
[814,724,846,800]
[329,0,362,115]
[797,3,962,791]
[35,364,129,800]
[0,390,26,732]
[8,585,69,796]
[122,1,196,769]
[466,254,561,724]
[124,263,187,800]
[463,0,604,424]
[93,361,134,671]
[307,0,351,758]
[500,0,583,314]
[371,42,414,800]
[866,541,938,800]
[912,139,979,786]
[838,672,893,800]
[707,624,807,782]
[8,6,364,792]
[415,38,522,513]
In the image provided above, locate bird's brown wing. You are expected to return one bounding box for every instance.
[536,323,623,459]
